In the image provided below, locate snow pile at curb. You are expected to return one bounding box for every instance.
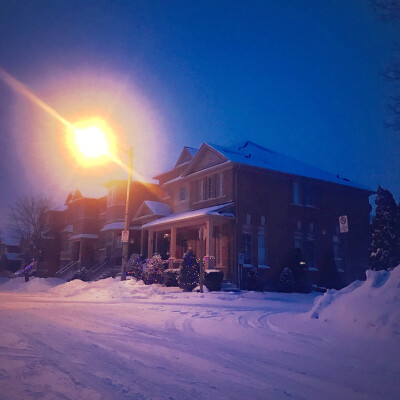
[309,265,400,338]
[0,277,64,292]
[49,277,179,300]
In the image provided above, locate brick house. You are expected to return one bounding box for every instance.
[48,181,162,278]
[135,141,373,288]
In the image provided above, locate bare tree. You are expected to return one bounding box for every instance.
[8,195,52,264]
[372,0,400,131]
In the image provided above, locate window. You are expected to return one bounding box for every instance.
[258,226,267,266]
[197,174,224,201]
[305,184,314,206]
[116,234,122,248]
[107,186,125,207]
[293,182,300,205]
[208,175,217,198]
[179,186,186,201]
[242,233,252,265]
[295,221,303,249]
[198,179,204,201]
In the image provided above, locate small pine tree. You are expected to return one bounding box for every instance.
[178,250,199,292]
[370,186,400,270]
[278,267,295,293]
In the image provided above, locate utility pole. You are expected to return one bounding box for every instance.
[121,147,133,281]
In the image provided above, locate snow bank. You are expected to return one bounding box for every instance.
[49,277,177,300]
[0,277,64,292]
[308,266,400,338]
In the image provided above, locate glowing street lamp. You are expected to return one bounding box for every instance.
[72,122,132,281]
[74,126,109,158]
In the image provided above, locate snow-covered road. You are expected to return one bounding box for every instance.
[0,276,399,400]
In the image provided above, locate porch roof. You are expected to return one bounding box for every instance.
[61,224,73,233]
[100,221,140,231]
[142,202,234,229]
[70,234,98,240]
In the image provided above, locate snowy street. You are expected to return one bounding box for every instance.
[0,275,399,400]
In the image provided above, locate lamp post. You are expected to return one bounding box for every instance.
[120,146,133,281]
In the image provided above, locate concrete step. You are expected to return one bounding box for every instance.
[220,281,241,292]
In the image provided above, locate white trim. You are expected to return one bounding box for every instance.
[163,160,232,186]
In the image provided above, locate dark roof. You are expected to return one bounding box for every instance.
[210,141,373,192]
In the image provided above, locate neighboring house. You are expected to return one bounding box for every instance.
[47,181,163,277]
[135,141,373,287]
[0,242,23,272]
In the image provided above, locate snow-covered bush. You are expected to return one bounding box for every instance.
[163,269,179,287]
[178,250,199,292]
[143,254,167,285]
[204,269,224,291]
[242,266,263,291]
[278,267,295,293]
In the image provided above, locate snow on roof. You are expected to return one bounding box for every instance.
[101,222,125,231]
[61,225,73,233]
[144,201,171,216]
[210,141,373,192]
[100,222,142,231]
[70,234,98,240]
[142,202,234,228]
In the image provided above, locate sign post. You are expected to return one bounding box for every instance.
[121,230,129,243]
[339,215,349,233]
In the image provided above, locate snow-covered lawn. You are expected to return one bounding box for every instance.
[0,269,399,400]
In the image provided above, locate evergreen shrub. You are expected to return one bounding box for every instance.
[163,269,179,287]
[278,267,295,293]
[178,250,199,292]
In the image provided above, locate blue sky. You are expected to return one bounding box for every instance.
[1,1,400,232]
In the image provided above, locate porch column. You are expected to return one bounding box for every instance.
[205,219,215,269]
[140,229,144,256]
[78,239,83,265]
[155,232,158,254]
[169,227,177,267]
[147,231,154,258]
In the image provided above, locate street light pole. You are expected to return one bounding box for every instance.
[120,146,133,281]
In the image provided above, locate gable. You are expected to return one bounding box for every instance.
[134,202,152,219]
[175,147,198,167]
[134,201,171,220]
[183,144,228,176]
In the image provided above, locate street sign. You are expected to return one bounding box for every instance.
[339,215,349,233]
[121,230,129,243]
